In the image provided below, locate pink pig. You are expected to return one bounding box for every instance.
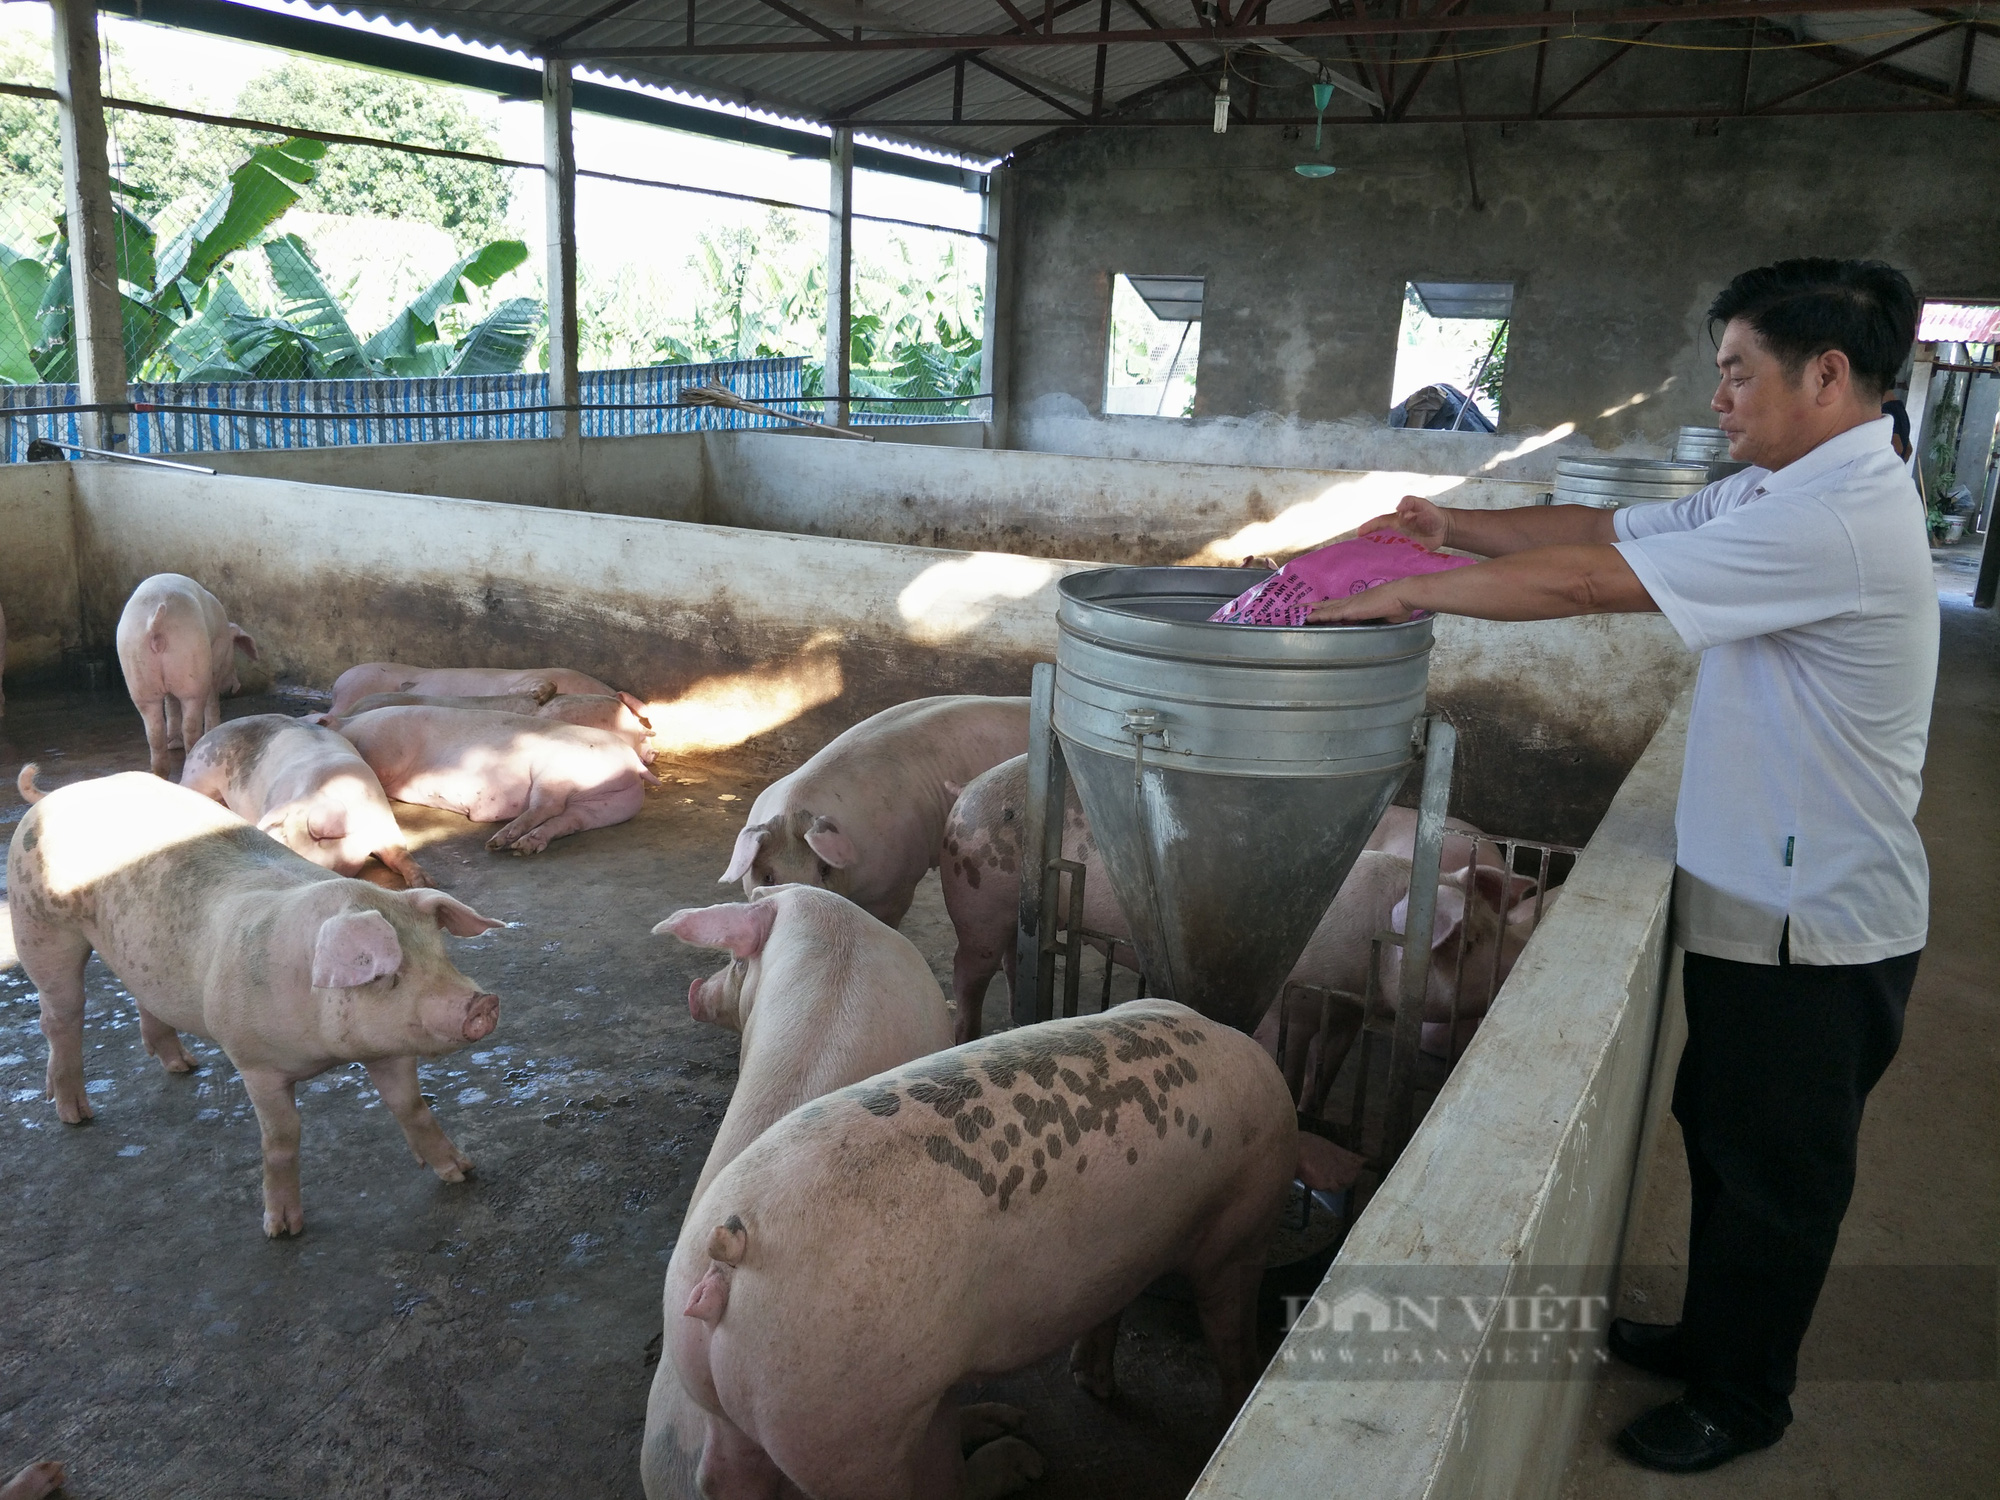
[340,691,655,762]
[641,885,968,1499]
[8,768,501,1237]
[114,573,258,776]
[332,705,658,853]
[662,1001,1295,1499]
[180,714,428,887]
[328,662,618,716]
[722,695,1029,928]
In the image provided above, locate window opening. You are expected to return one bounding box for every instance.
[1105,273,1203,418]
[1915,301,2000,539]
[1388,280,1512,432]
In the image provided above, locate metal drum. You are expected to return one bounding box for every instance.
[1554,455,1712,509]
[1673,425,1750,482]
[1053,566,1433,1032]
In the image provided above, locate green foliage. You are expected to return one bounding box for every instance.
[0,130,540,385]
[234,61,511,250]
[649,211,984,415]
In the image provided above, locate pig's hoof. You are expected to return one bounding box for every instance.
[963,1435,1044,1500]
[959,1403,1028,1451]
[430,1151,473,1183]
[153,1041,200,1074]
[0,1458,67,1500]
[263,1201,305,1238]
[48,1082,94,1125]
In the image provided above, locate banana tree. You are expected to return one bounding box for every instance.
[0,133,542,384]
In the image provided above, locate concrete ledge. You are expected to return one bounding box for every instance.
[1192,688,1690,1500]
[0,461,82,682]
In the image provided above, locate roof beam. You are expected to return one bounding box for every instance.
[564,2,1977,57]
[750,0,849,46]
[826,0,1099,119]
[970,54,1092,118]
[1537,20,1660,116]
[1391,0,1477,120]
[1749,20,1962,112]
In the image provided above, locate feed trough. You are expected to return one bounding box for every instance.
[1041,566,1435,1034]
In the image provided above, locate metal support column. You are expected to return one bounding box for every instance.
[52,0,128,451]
[978,166,1014,448]
[542,56,580,500]
[1014,661,1070,1028]
[824,126,854,429]
[1380,716,1457,1161]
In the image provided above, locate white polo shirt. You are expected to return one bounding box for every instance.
[1612,417,1937,966]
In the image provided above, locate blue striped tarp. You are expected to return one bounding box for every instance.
[0,358,806,462]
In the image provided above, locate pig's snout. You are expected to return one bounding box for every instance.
[462,992,500,1042]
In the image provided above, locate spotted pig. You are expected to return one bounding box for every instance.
[664,1000,1295,1500]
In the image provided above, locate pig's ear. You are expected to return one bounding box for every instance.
[301,711,336,728]
[617,691,654,728]
[653,899,778,960]
[720,824,768,884]
[803,815,856,869]
[943,780,965,801]
[405,889,505,937]
[1465,864,1536,914]
[230,625,258,661]
[1391,886,1466,951]
[312,909,404,988]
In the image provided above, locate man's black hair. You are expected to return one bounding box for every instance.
[1707,258,1917,397]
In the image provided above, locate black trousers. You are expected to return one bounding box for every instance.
[1673,944,1920,1436]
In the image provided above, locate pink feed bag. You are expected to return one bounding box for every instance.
[1209,532,1478,627]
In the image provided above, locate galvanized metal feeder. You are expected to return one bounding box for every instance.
[1013,565,1462,1163]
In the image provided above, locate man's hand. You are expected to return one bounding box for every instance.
[1353,495,1449,550]
[1308,584,1417,625]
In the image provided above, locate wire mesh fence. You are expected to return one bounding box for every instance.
[1,9,987,449]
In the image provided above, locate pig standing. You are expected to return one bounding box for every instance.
[9,768,501,1236]
[338,690,655,762]
[641,885,980,1499]
[723,695,1030,928]
[328,663,617,716]
[334,705,657,853]
[114,573,258,776]
[665,1001,1295,1499]
[180,714,428,887]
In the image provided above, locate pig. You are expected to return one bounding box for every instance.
[723,695,1030,929]
[0,1461,64,1500]
[663,1001,1295,1499]
[336,691,655,762]
[333,705,658,854]
[114,573,258,776]
[641,884,971,1499]
[8,767,502,1237]
[328,663,616,716]
[940,758,1545,1067]
[179,714,428,887]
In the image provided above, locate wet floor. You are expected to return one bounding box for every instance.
[0,686,1291,1500]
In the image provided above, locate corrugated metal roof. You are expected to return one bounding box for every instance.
[305,0,1346,162]
[268,2,1997,163]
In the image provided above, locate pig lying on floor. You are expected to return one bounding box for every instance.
[642,885,1005,1499]
[114,573,258,776]
[329,663,618,716]
[331,705,658,854]
[337,691,655,762]
[722,695,1029,928]
[9,768,502,1237]
[664,1001,1296,1499]
[180,714,427,887]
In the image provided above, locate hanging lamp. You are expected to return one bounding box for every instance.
[1295,76,1337,178]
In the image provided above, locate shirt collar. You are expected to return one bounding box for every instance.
[1752,416,1895,495]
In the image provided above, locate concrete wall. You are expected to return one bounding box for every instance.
[51,463,1685,839]
[0,461,81,686]
[1191,690,1690,1500]
[703,430,1546,565]
[998,55,2000,475]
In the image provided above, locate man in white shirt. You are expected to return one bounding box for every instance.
[1310,259,1933,1473]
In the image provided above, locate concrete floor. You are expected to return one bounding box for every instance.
[0,690,1247,1499]
[1560,544,2000,1498]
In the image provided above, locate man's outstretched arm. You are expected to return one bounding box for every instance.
[1359,494,1621,557]
[1308,544,1657,625]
